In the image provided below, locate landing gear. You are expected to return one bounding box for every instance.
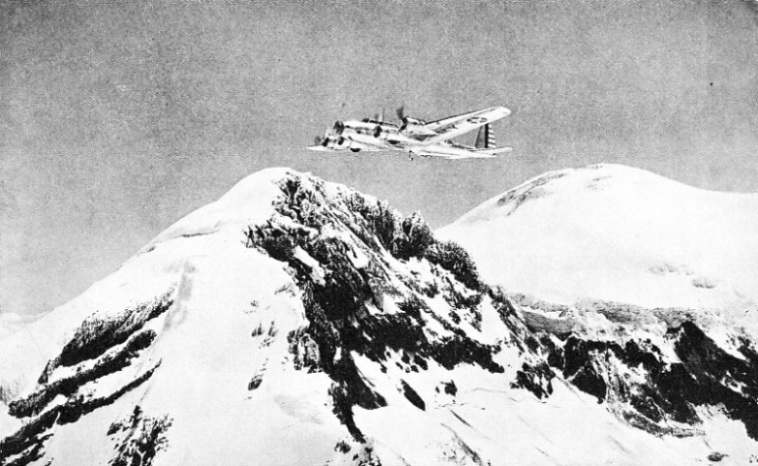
[350,148,361,153]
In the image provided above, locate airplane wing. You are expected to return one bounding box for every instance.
[420,106,510,145]
[352,145,385,152]
[422,109,485,132]
[307,138,385,152]
[410,143,511,159]
[307,145,384,152]
[307,145,347,152]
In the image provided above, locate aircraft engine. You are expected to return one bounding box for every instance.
[400,117,424,131]
[402,116,426,126]
[400,117,435,136]
[333,121,345,135]
[312,135,349,150]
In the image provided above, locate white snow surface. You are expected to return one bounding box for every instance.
[439,163,758,312]
[2,166,757,465]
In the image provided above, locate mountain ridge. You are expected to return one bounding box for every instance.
[2,165,757,465]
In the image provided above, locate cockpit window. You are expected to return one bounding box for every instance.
[333,121,345,134]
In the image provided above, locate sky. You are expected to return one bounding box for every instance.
[1,0,757,315]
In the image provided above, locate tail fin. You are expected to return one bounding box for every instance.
[474,123,511,154]
[475,124,496,149]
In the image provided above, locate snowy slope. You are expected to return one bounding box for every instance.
[436,163,758,464]
[0,313,42,340]
[2,167,757,466]
[439,163,758,311]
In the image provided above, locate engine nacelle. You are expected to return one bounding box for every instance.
[400,117,436,136]
[369,123,402,141]
[402,117,426,127]
[333,120,346,135]
[320,135,379,152]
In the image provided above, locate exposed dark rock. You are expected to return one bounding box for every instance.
[248,374,263,391]
[247,172,758,447]
[10,330,156,418]
[107,405,173,466]
[707,451,727,462]
[423,240,483,292]
[571,367,607,403]
[442,380,457,396]
[251,323,265,337]
[621,410,696,438]
[393,212,434,260]
[400,380,425,411]
[432,336,503,373]
[0,364,159,463]
[334,440,351,453]
[488,288,519,319]
[532,317,758,440]
[251,174,512,440]
[3,433,50,466]
[39,293,172,383]
[512,362,555,400]
[668,321,758,440]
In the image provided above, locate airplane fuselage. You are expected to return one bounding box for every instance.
[308,106,512,159]
[334,119,443,150]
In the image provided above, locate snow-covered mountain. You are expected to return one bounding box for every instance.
[2,166,757,466]
[439,163,758,311]
[439,163,758,463]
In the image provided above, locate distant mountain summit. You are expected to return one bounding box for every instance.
[440,163,758,311]
[2,166,757,465]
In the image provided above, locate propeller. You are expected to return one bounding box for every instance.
[396,105,405,121]
[370,108,386,122]
[315,127,331,146]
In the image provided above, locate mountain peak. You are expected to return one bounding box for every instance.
[143,167,298,249]
[441,163,758,310]
[1,168,547,465]
[3,165,758,465]
[455,163,704,226]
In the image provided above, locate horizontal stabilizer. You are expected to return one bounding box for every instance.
[477,146,513,155]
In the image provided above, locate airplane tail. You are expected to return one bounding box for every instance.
[475,124,496,149]
[474,124,511,155]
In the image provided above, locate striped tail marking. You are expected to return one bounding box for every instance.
[475,124,496,149]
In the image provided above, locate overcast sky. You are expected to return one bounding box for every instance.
[1,0,757,315]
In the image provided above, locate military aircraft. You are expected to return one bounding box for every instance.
[308,106,512,159]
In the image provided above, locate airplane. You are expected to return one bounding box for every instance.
[308,106,512,160]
